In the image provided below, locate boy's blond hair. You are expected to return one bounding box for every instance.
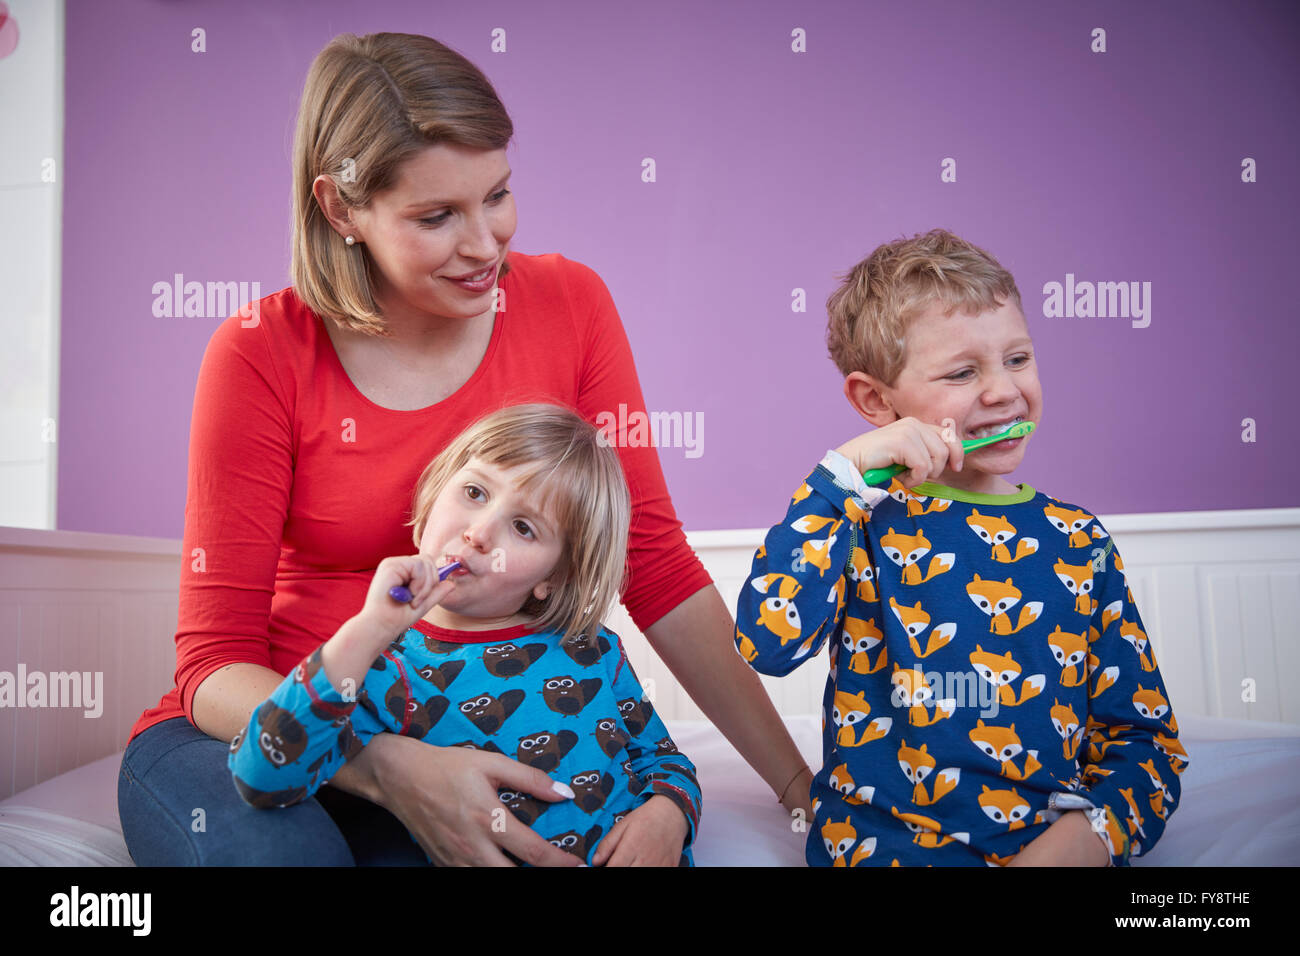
[826,229,1022,387]
[290,32,514,336]
[406,404,630,644]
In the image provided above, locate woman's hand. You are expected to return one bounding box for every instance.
[1005,810,1111,866]
[589,795,690,866]
[366,734,585,867]
[779,765,815,824]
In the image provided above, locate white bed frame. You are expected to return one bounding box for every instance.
[3,506,1298,801]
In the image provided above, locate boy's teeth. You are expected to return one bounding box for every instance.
[969,416,1024,439]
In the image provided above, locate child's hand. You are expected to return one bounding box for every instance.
[834,416,964,488]
[358,555,457,639]
[590,795,689,867]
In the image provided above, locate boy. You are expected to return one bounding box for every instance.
[736,229,1186,866]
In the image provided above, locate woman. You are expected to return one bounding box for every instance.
[117,31,812,866]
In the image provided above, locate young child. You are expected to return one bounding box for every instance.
[229,403,700,866]
[736,229,1186,866]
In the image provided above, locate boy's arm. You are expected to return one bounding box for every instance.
[228,644,388,807]
[1072,531,1186,865]
[735,451,890,676]
[606,633,702,848]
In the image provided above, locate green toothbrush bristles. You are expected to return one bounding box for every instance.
[962,419,1035,452]
[1005,420,1034,440]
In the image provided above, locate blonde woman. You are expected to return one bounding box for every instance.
[118,32,810,866]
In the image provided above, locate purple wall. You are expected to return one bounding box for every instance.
[60,0,1300,536]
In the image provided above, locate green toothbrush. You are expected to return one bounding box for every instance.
[862,420,1036,486]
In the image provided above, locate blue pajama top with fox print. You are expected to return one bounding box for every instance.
[229,619,700,866]
[735,451,1186,867]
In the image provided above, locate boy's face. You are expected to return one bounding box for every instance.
[416,457,564,630]
[848,297,1042,495]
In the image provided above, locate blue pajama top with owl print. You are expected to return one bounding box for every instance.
[735,451,1187,867]
[229,619,701,866]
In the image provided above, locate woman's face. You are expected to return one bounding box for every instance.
[349,143,516,324]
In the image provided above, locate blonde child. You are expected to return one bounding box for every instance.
[231,403,699,866]
[737,230,1185,866]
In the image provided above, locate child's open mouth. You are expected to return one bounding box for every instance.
[966,415,1026,440]
[440,554,472,577]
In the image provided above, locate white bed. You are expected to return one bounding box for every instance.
[2,713,1296,866]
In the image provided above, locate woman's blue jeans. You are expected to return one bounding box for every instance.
[117,717,429,866]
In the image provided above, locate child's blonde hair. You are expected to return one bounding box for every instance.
[406,404,630,644]
[290,32,514,336]
[826,228,1022,387]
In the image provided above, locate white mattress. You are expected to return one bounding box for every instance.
[1,714,1296,866]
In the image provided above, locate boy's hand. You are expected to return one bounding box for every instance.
[590,795,690,867]
[359,555,457,639]
[835,416,964,488]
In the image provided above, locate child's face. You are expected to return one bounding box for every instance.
[416,456,565,630]
[850,298,1042,494]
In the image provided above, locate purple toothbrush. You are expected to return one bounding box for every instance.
[388,560,462,603]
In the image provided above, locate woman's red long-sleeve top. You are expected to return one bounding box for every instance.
[128,252,712,743]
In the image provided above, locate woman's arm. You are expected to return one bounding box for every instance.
[642,586,814,818]
[1005,810,1109,867]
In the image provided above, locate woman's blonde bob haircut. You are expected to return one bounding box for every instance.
[291,32,513,336]
[406,404,631,644]
[826,228,1022,387]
